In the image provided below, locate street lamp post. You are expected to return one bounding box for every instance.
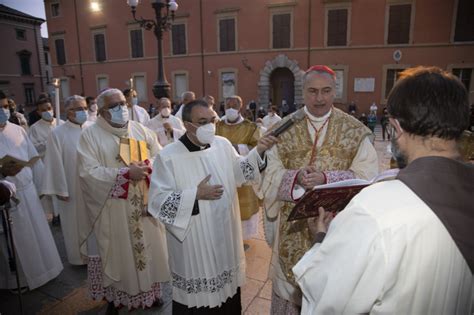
[126,0,178,100]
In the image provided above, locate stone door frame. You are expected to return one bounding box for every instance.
[257,54,305,108]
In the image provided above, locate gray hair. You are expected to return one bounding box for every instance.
[303,70,336,87]
[64,95,85,110]
[97,88,123,109]
[181,91,195,103]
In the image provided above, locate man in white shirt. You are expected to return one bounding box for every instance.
[294,66,473,315]
[148,99,278,314]
[123,88,150,124]
[262,105,282,130]
[0,91,63,290]
[174,91,195,121]
[145,97,185,147]
[28,98,64,223]
[86,96,98,122]
[41,95,93,265]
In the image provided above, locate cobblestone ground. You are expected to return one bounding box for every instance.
[0,125,391,315]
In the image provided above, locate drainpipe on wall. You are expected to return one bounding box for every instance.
[306,0,312,69]
[199,0,205,95]
[33,25,44,91]
[73,0,85,95]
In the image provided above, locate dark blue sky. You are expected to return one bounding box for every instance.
[1,0,48,37]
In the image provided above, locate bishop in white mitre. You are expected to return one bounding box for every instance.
[41,95,93,266]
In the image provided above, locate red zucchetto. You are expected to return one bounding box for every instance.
[305,65,336,79]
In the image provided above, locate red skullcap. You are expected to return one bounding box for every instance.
[305,65,336,79]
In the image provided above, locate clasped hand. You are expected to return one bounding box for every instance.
[196,174,224,200]
[129,161,151,181]
[297,166,325,189]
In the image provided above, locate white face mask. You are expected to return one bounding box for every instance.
[132,97,138,106]
[108,105,129,125]
[89,104,98,112]
[225,108,239,121]
[161,107,171,117]
[195,123,216,145]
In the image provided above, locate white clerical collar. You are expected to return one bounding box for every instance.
[304,106,332,122]
[225,115,244,125]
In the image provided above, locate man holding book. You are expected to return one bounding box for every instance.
[293,67,473,314]
[0,90,63,290]
[260,65,378,313]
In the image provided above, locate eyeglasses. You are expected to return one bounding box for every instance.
[108,102,126,112]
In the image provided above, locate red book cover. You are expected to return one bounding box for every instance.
[286,169,400,222]
[287,184,369,221]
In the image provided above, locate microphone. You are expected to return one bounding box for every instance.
[271,109,306,137]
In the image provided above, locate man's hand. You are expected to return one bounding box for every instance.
[256,134,279,156]
[297,166,325,189]
[0,162,23,177]
[129,161,151,181]
[308,207,334,239]
[163,122,173,133]
[196,174,224,200]
[57,195,70,202]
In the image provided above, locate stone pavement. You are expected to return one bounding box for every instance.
[0,125,391,315]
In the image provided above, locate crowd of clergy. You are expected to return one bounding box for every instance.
[0,64,472,315]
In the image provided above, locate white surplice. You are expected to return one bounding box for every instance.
[145,114,185,147]
[28,118,64,216]
[129,105,150,125]
[77,117,169,302]
[28,118,64,158]
[41,120,93,265]
[0,122,63,289]
[293,180,473,315]
[148,135,264,308]
[262,113,282,129]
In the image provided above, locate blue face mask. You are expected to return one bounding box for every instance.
[74,110,88,124]
[41,110,54,121]
[0,108,10,124]
[108,105,129,125]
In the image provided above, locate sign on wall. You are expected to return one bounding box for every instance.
[222,72,236,98]
[354,78,375,92]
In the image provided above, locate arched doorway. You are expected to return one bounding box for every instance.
[270,67,294,112]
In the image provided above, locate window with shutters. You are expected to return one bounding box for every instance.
[24,84,35,105]
[453,0,474,42]
[173,72,188,101]
[51,2,60,17]
[385,68,405,98]
[172,23,186,55]
[327,9,348,46]
[18,50,32,75]
[16,29,26,40]
[55,38,66,65]
[93,33,106,62]
[272,13,291,49]
[219,18,236,52]
[452,68,472,90]
[387,4,412,44]
[97,75,109,93]
[132,74,147,102]
[130,29,144,58]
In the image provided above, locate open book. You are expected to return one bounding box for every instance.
[0,155,40,169]
[287,169,399,221]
